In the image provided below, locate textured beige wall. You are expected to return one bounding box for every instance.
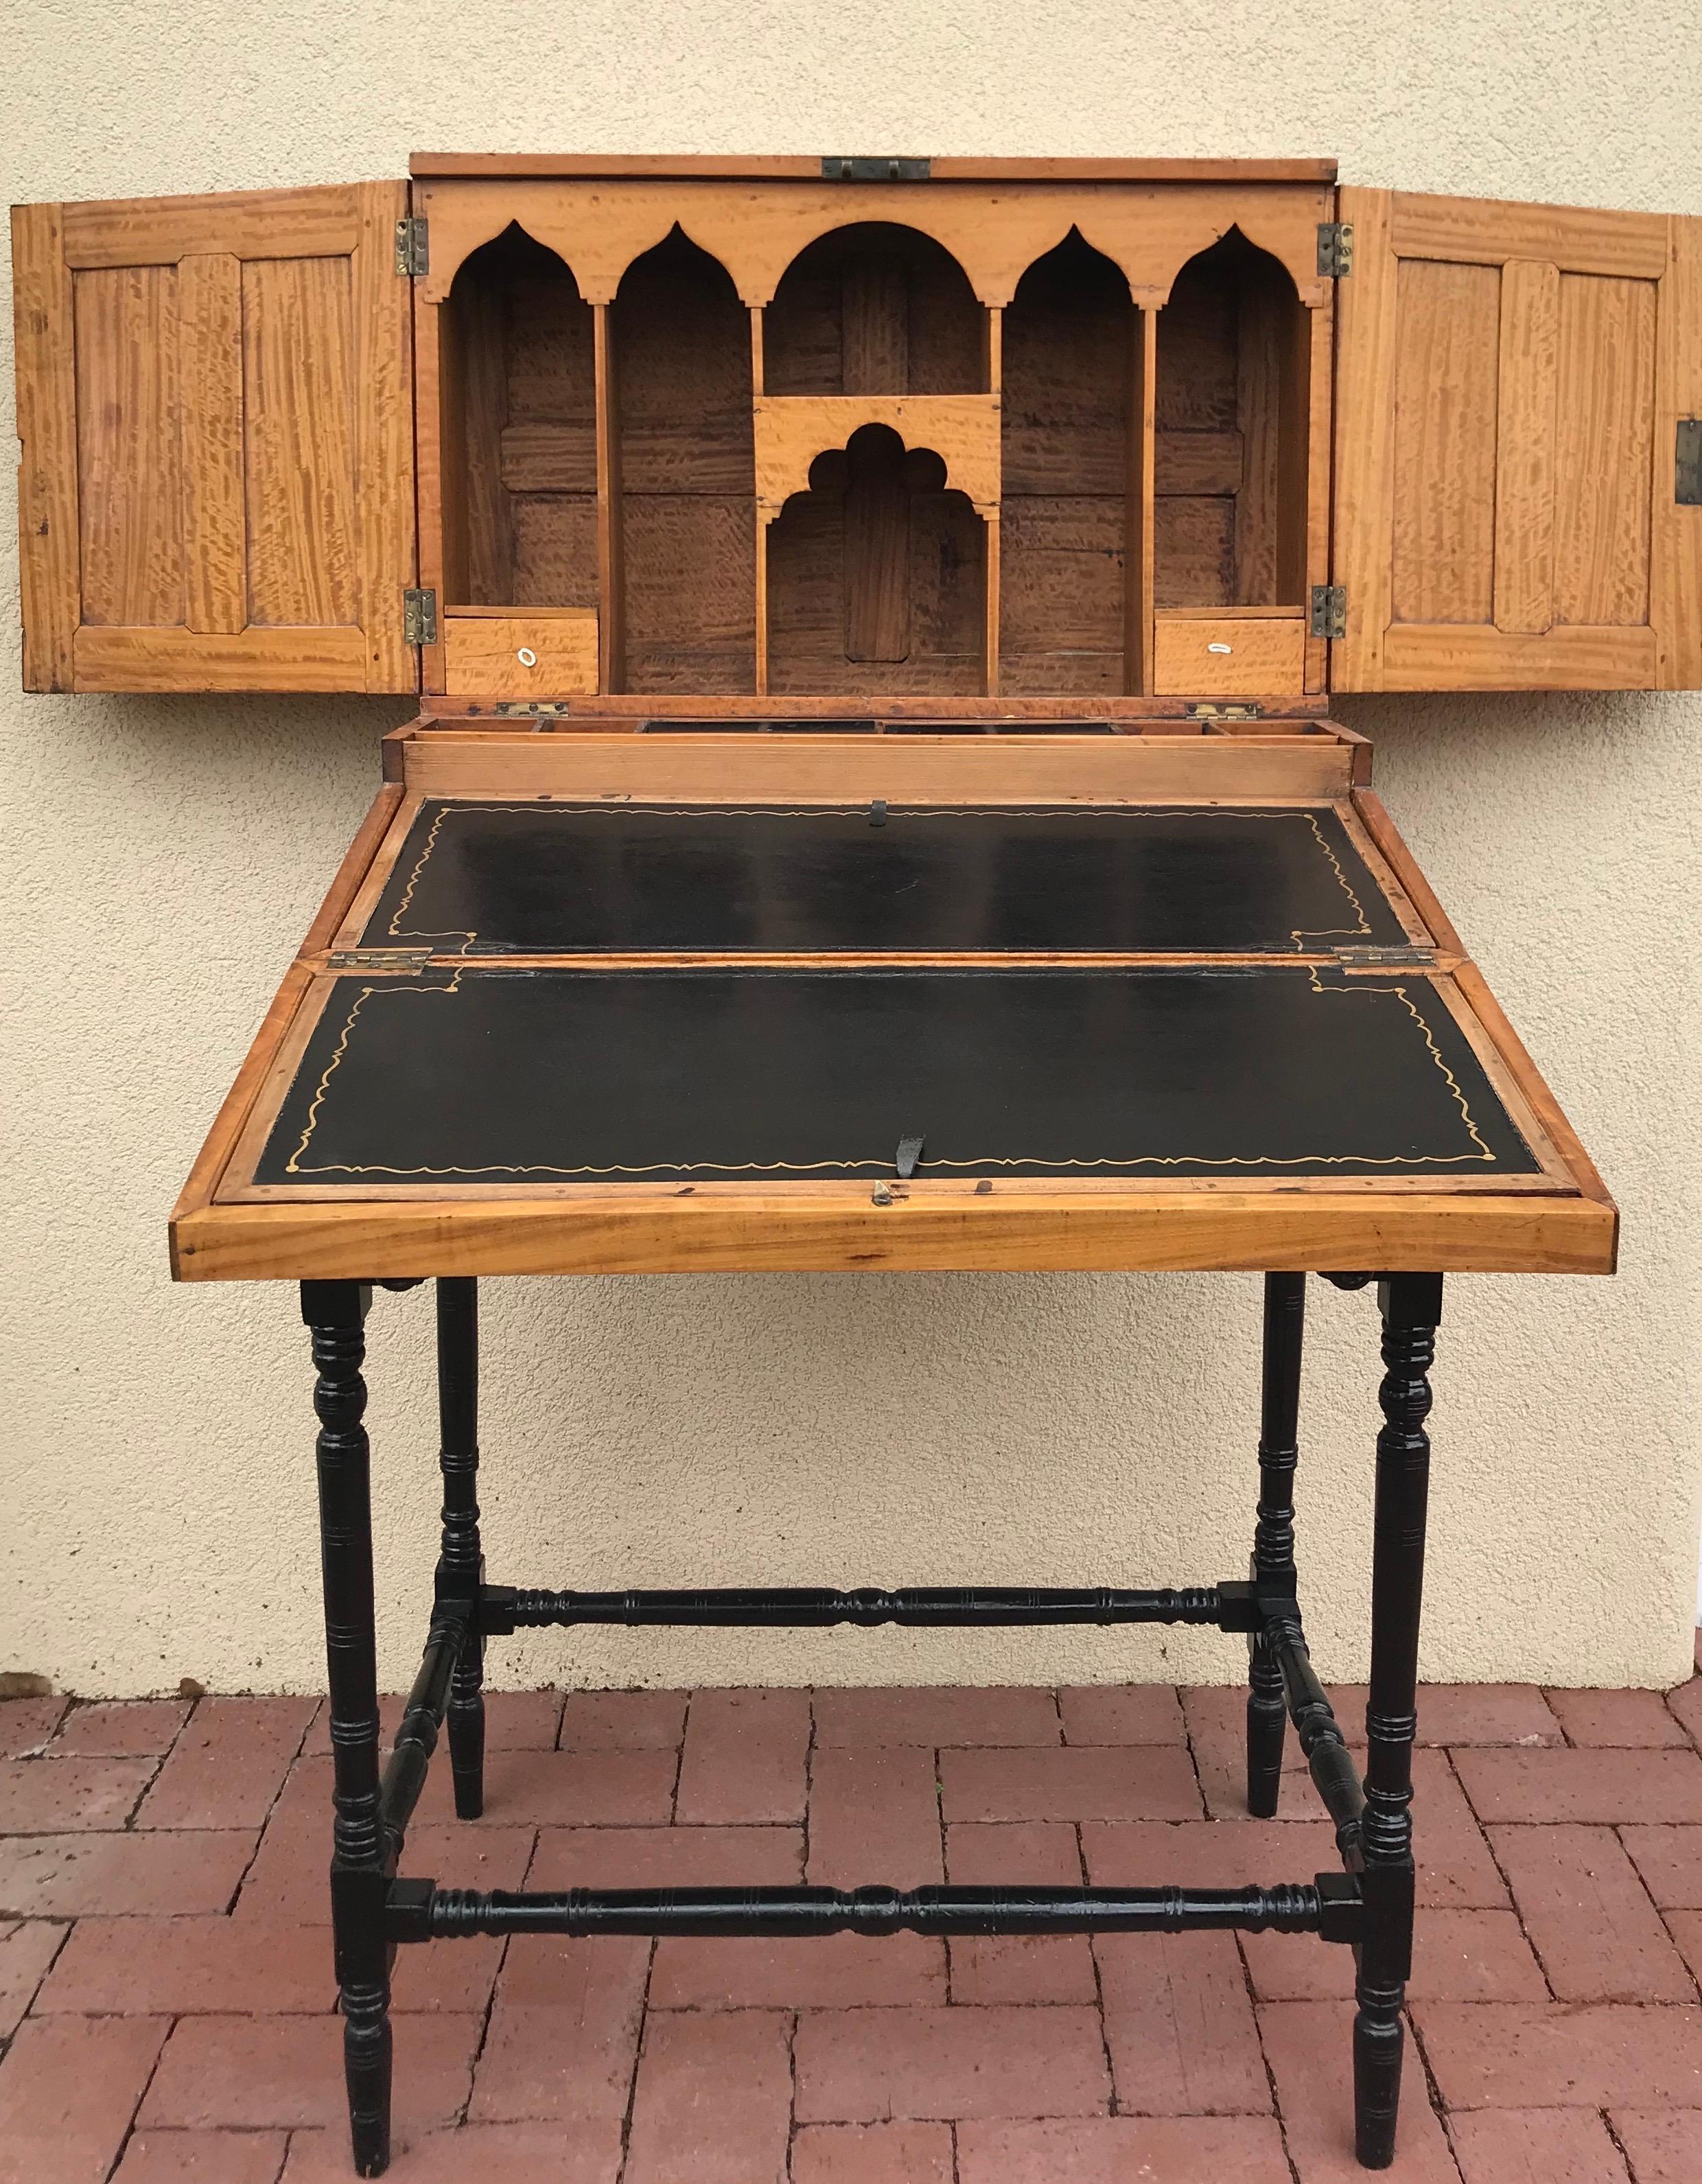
[3,1,1699,1698]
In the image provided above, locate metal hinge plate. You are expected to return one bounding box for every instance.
[1309,584,1347,640]
[394,216,429,277]
[327,948,433,972]
[822,155,931,181]
[1677,419,1702,506]
[1332,944,1439,970]
[1316,221,1353,277]
[493,700,572,717]
[1187,701,1263,722]
[402,588,438,646]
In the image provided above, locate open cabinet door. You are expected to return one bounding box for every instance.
[1331,190,1702,691]
[13,183,417,693]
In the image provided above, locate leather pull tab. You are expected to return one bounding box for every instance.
[869,798,887,827]
[895,1134,924,1179]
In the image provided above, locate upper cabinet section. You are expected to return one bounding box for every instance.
[1333,190,1702,692]
[410,170,1335,703]
[12,182,416,693]
[12,158,1700,699]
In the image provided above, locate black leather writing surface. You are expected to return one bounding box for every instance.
[257,967,1538,1187]
[360,803,1412,956]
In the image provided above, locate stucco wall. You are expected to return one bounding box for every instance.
[3,1,1699,1697]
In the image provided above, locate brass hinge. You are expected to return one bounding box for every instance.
[1187,701,1263,722]
[1309,584,1347,640]
[402,588,438,646]
[327,948,433,972]
[821,155,931,181]
[394,215,429,277]
[1332,944,1438,970]
[1316,221,1353,277]
[1677,419,1702,506]
[493,699,572,717]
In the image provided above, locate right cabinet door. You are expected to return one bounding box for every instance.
[1331,189,1701,690]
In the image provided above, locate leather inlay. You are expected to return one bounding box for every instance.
[359,803,1412,956]
[255,966,1538,1187]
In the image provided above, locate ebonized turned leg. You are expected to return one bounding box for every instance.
[1247,1272,1305,1817]
[303,1280,392,2179]
[1353,1272,1442,2170]
[436,1277,485,1820]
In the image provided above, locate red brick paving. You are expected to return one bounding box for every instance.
[8,1680,1702,2178]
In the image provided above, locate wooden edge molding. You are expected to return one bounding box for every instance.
[170,1189,1615,1282]
[408,153,1340,183]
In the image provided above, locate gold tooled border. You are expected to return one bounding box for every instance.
[380,803,1379,955]
[280,965,1504,1180]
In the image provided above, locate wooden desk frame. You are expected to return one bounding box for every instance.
[174,714,1614,2175]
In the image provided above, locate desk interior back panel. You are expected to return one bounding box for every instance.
[252,966,1538,1187]
[358,802,1413,955]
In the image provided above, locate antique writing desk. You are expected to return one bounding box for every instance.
[13,147,1663,2176]
[168,706,1616,2176]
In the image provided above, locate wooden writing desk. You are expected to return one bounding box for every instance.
[172,712,1613,2175]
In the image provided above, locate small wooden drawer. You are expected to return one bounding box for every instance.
[1153,615,1306,697]
[443,609,598,697]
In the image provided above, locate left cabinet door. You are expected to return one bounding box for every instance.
[13,182,418,693]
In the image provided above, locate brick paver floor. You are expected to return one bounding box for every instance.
[5,1665,1702,2179]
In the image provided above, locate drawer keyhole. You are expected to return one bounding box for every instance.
[516,646,539,668]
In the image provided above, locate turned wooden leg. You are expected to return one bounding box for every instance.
[1246,1272,1305,1817]
[436,1277,486,1821]
[1353,1273,1441,2170]
[303,1281,392,2179]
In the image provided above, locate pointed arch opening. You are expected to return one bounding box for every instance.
[1155,229,1309,611]
[1001,229,1136,694]
[441,223,597,609]
[615,228,755,692]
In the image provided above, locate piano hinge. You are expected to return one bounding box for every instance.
[402,588,438,646]
[327,948,433,973]
[1332,944,1438,970]
[1677,419,1702,505]
[1316,221,1353,277]
[1309,584,1347,640]
[395,215,429,277]
[1187,701,1263,722]
[821,155,931,181]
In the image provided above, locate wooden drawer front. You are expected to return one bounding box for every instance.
[443,612,598,697]
[1153,618,1306,696]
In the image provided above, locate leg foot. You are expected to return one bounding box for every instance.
[1246,1636,1287,1819]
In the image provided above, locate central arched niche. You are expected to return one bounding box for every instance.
[441,223,597,609]
[1000,230,1136,694]
[765,223,986,396]
[1155,230,1309,610]
[615,228,755,692]
[767,423,986,692]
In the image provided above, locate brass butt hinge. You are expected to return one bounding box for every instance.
[1677,419,1702,505]
[1316,221,1353,277]
[402,588,438,646]
[822,155,931,181]
[1309,584,1347,640]
[327,948,433,973]
[394,215,429,277]
[1187,701,1263,722]
[1332,944,1438,970]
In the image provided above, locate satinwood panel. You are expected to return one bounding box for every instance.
[1332,189,1702,690]
[12,182,416,693]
